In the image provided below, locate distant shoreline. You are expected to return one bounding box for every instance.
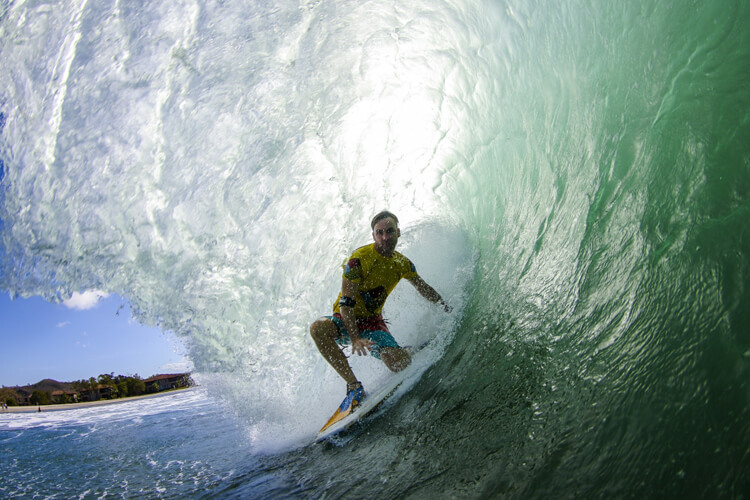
[2,387,195,413]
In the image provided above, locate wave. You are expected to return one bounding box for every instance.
[2,0,749,496]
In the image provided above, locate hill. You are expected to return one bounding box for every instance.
[17,379,76,393]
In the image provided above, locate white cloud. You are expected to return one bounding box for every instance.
[57,321,70,328]
[63,290,110,310]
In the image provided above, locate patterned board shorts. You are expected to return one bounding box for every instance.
[326,313,400,359]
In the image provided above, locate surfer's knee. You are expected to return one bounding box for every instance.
[310,318,337,342]
[381,347,411,372]
[309,318,325,341]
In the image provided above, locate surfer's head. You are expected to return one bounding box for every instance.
[371,211,400,257]
[371,210,399,229]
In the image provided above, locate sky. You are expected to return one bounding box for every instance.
[0,290,190,387]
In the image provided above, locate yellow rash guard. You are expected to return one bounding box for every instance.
[332,243,418,317]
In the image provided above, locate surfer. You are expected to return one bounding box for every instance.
[310,210,451,413]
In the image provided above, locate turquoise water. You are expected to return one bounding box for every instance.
[1,0,749,497]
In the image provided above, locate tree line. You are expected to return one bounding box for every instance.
[1,373,164,406]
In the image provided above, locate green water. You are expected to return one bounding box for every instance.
[276,1,750,497]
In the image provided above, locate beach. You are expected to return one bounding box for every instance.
[2,387,195,413]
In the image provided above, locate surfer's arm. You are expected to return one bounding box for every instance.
[409,275,452,313]
[340,278,375,355]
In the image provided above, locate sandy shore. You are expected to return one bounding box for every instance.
[1,387,195,413]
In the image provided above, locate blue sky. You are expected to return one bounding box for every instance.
[0,291,189,387]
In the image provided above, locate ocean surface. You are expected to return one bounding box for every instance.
[1,0,749,498]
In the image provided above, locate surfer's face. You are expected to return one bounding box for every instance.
[372,217,400,256]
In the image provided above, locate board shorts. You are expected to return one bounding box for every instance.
[326,313,400,359]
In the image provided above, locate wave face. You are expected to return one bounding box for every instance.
[1,0,748,496]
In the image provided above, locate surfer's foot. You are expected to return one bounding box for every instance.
[345,381,366,412]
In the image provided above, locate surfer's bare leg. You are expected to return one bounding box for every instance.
[310,318,358,386]
[380,347,411,372]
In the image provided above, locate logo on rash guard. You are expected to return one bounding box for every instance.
[343,258,362,281]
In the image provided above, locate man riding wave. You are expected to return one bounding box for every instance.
[310,210,451,415]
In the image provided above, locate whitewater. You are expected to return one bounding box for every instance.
[1,0,748,498]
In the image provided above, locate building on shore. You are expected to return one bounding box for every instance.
[51,390,79,404]
[78,384,117,402]
[16,389,31,406]
[143,374,193,393]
